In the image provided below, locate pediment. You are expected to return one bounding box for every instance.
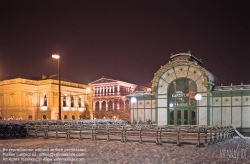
[89,77,118,85]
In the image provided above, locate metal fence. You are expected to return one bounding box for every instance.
[24,124,235,147]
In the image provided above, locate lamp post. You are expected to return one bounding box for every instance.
[85,88,91,119]
[52,54,61,120]
[195,94,202,125]
[131,97,137,124]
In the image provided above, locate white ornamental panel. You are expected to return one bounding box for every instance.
[222,97,231,106]
[157,78,168,94]
[196,77,206,92]
[174,65,189,78]
[187,66,202,81]
[164,68,176,83]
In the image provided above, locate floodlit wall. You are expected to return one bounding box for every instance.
[0,78,92,120]
[211,95,250,129]
[130,98,155,123]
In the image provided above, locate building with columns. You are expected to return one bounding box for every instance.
[127,52,250,132]
[89,77,149,121]
[0,76,92,120]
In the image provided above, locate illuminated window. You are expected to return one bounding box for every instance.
[71,96,74,107]
[78,97,81,107]
[43,94,47,106]
[63,96,66,107]
[168,78,197,106]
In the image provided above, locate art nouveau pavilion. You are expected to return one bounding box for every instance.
[127,53,250,132]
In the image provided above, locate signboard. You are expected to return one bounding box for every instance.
[172,91,196,99]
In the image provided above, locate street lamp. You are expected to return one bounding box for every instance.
[195,94,202,101]
[195,94,202,125]
[52,54,61,120]
[85,88,91,119]
[131,97,137,124]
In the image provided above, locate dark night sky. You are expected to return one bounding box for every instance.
[0,1,249,87]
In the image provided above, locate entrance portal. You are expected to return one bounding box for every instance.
[169,107,196,125]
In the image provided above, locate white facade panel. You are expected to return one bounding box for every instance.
[157,108,167,125]
[138,109,144,122]
[157,99,167,108]
[242,107,250,128]
[212,107,221,125]
[152,109,156,123]
[199,97,207,106]
[158,95,168,99]
[199,107,207,125]
[232,107,241,127]
[222,107,231,125]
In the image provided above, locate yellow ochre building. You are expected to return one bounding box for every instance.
[0,76,92,120]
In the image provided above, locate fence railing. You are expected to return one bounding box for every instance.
[24,124,235,147]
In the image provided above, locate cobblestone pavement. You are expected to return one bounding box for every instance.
[0,137,249,164]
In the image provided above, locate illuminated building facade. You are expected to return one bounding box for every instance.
[0,76,92,120]
[128,53,250,132]
[89,77,149,121]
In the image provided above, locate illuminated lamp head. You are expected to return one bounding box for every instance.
[195,94,202,100]
[131,97,137,103]
[169,103,174,107]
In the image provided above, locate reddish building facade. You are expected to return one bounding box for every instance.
[89,77,149,121]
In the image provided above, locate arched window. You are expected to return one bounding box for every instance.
[168,78,197,107]
[102,101,106,111]
[64,115,68,120]
[43,94,47,106]
[72,115,75,120]
[114,99,118,111]
[125,99,130,110]
[43,114,46,119]
[108,101,113,111]
[95,101,100,111]
[28,115,32,120]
